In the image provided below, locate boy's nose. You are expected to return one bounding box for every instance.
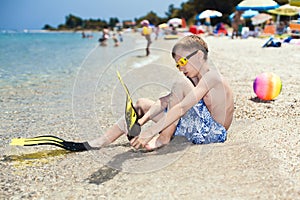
[179,65,185,71]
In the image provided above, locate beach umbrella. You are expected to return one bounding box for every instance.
[290,0,300,7]
[268,4,300,16]
[197,10,222,19]
[167,18,182,27]
[229,9,259,20]
[242,9,260,18]
[251,13,273,25]
[236,0,279,11]
[268,4,300,24]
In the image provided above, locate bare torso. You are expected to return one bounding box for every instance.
[183,72,234,130]
[203,77,234,130]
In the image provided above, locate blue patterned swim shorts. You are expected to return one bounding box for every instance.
[174,100,227,144]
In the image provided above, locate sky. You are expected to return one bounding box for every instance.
[0,0,187,30]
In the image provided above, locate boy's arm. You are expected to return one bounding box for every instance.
[138,94,171,125]
[132,71,220,148]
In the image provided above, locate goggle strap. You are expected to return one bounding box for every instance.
[186,50,199,59]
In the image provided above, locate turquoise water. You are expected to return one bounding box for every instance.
[0,32,98,86]
[0,31,156,87]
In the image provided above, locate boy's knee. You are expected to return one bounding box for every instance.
[135,98,149,117]
[171,79,183,92]
[135,98,147,108]
[171,79,188,99]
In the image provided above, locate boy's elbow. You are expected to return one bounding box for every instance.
[178,103,188,118]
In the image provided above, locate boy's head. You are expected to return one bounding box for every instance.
[172,35,208,61]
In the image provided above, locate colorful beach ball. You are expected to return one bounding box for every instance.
[253,72,282,101]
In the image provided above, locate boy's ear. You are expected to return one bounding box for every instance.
[196,50,205,60]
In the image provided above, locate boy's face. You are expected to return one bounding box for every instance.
[174,49,204,78]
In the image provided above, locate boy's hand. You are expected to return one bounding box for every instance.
[130,133,152,149]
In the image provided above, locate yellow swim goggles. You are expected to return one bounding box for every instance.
[176,50,199,69]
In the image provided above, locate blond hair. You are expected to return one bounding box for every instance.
[172,35,208,60]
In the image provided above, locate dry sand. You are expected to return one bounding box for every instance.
[1,33,300,199]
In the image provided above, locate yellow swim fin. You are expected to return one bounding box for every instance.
[9,135,93,151]
[10,135,64,147]
[117,71,141,138]
[10,138,26,146]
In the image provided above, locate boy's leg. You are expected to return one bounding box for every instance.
[145,123,177,150]
[87,98,155,148]
[135,98,156,121]
[145,78,194,150]
[87,123,124,148]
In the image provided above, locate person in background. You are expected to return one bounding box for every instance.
[266,19,274,25]
[231,11,244,39]
[112,33,119,47]
[155,26,160,40]
[99,27,109,46]
[118,31,123,42]
[82,31,86,38]
[141,20,152,56]
[276,21,286,35]
[204,17,212,35]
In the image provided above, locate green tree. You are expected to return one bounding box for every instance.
[108,17,119,28]
[165,4,175,18]
[57,24,68,30]
[178,1,197,24]
[65,14,83,29]
[276,0,289,4]
[165,4,182,19]
[84,19,107,30]
[42,24,55,30]
[143,11,161,25]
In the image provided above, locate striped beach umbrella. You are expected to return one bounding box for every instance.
[268,4,300,16]
[236,0,279,11]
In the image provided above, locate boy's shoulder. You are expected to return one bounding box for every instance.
[199,69,226,90]
[202,69,222,81]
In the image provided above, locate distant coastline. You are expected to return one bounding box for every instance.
[42,14,142,31]
[1,29,102,34]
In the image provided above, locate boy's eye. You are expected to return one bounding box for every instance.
[179,58,187,65]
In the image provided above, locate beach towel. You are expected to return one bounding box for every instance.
[262,37,281,48]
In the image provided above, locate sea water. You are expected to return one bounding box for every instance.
[0,31,162,87]
[0,31,169,147]
[0,32,102,86]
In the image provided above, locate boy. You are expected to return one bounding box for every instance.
[88,35,234,150]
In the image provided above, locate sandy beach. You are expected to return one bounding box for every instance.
[1,33,300,199]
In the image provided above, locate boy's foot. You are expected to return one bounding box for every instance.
[144,134,170,151]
